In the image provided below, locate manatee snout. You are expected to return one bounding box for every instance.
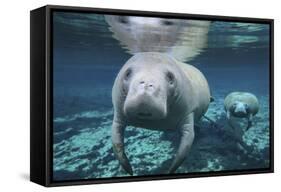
[136,79,159,95]
[124,77,167,120]
[230,102,249,118]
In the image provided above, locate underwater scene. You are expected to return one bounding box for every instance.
[52,11,271,181]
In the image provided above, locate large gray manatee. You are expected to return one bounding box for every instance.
[112,52,211,175]
[105,15,210,62]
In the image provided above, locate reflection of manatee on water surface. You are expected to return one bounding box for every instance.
[105,15,211,62]
[111,52,211,175]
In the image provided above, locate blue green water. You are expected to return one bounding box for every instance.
[52,12,270,181]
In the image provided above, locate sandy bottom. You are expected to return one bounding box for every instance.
[53,92,270,181]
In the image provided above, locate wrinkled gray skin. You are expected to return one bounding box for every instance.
[224,92,259,131]
[112,52,210,175]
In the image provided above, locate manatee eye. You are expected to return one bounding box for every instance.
[244,103,249,109]
[231,103,237,111]
[118,16,129,24]
[162,20,174,26]
[124,68,132,80]
[166,71,175,84]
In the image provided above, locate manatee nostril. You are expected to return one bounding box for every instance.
[149,84,153,87]
[140,81,145,84]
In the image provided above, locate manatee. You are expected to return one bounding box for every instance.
[105,15,210,62]
[111,52,211,175]
[224,92,259,131]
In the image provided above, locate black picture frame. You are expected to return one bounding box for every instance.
[30,4,274,187]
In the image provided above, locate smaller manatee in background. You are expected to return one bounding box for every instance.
[224,92,259,131]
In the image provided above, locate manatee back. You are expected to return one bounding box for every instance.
[176,61,211,121]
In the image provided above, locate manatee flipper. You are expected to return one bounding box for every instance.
[168,113,195,173]
[226,110,236,131]
[203,115,220,129]
[226,110,231,120]
[246,114,253,131]
[112,120,133,175]
[210,96,215,103]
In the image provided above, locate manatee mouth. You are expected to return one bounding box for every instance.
[124,88,168,120]
[137,112,152,118]
[233,111,247,118]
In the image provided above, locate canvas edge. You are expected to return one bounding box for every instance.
[30,4,274,187]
